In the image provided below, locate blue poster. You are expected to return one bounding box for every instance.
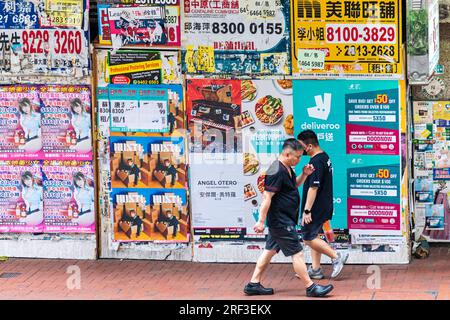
[293,80,402,234]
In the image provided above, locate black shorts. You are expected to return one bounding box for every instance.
[265,226,303,257]
[301,222,324,241]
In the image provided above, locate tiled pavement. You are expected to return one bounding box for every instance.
[0,245,448,300]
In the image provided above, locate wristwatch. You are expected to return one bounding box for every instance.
[304,209,311,215]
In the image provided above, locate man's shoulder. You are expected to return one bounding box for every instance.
[266,160,283,177]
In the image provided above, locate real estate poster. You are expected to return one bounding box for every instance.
[293,80,402,242]
[42,160,95,233]
[0,0,90,77]
[0,160,44,233]
[108,85,169,133]
[183,0,290,75]
[0,85,43,160]
[291,0,402,78]
[40,85,92,160]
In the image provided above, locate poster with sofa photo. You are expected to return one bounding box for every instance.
[111,188,189,242]
[109,135,187,190]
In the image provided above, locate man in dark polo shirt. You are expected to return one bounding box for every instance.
[244,139,334,297]
[297,130,349,280]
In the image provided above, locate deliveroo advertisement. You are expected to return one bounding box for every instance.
[293,80,402,236]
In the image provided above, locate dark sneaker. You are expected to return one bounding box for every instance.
[244,282,274,296]
[306,283,334,297]
[331,251,349,279]
[308,266,325,280]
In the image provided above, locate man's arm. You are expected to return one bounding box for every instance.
[254,191,275,233]
[296,164,315,187]
[302,187,318,225]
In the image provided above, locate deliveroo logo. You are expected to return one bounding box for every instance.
[307,93,332,120]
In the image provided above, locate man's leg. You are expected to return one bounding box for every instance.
[304,237,338,260]
[171,173,176,186]
[250,249,277,284]
[170,218,179,237]
[311,248,323,270]
[291,251,314,288]
[136,222,142,236]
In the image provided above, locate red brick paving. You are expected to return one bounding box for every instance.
[0,245,448,300]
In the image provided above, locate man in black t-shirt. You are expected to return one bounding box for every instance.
[244,139,334,298]
[297,130,349,280]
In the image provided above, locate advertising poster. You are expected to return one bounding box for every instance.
[40,85,92,159]
[107,50,180,85]
[98,49,181,85]
[0,160,44,233]
[110,135,186,190]
[190,79,294,241]
[0,85,43,160]
[98,0,181,48]
[112,188,189,242]
[0,0,90,76]
[291,0,402,78]
[186,79,242,153]
[108,85,168,133]
[42,160,95,233]
[190,153,245,240]
[183,0,291,75]
[293,80,402,241]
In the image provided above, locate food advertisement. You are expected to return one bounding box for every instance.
[190,79,294,240]
[0,0,90,77]
[0,160,44,233]
[183,0,290,75]
[291,0,402,78]
[98,0,181,48]
[42,160,95,233]
[0,85,43,160]
[111,188,189,242]
[294,80,402,241]
[39,85,92,159]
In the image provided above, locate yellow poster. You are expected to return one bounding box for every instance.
[291,0,402,78]
[44,0,84,28]
[432,101,450,121]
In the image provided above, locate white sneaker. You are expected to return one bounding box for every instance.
[331,251,349,278]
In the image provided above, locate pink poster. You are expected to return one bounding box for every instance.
[42,160,95,233]
[346,124,399,155]
[0,160,44,233]
[0,86,43,160]
[40,86,92,160]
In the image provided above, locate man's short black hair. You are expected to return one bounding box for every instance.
[297,130,319,146]
[282,138,303,152]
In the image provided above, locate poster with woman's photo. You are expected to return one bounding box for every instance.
[0,160,44,233]
[0,86,43,159]
[40,86,92,160]
[42,160,95,233]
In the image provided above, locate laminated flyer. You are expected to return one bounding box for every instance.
[42,160,95,233]
[40,85,92,160]
[0,160,44,233]
[98,0,181,47]
[0,85,43,160]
